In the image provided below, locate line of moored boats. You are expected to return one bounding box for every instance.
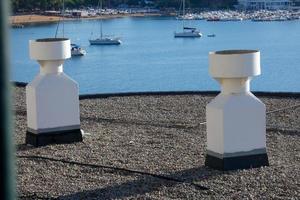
[71,9,300,57]
[179,10,300,22]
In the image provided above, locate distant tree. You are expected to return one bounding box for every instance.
[10,0,239,12]
[155,0,181,8]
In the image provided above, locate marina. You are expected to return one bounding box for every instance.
[179,9,300,21]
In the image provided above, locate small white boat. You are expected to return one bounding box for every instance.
[12,24,24,28]
[175,27,202,38]
[89,37,121,45]
[207,34,216,37]
[71,44,86,56]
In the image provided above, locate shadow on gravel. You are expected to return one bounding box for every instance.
[58,166,219,199]
[80,116,201,130]
[267,127,300,137]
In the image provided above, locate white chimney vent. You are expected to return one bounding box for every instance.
[26,38,82,146]
[205,50,269,170]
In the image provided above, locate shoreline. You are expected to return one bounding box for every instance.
[10,13,165,25]
[12,82,300,98]
[10,9,300,26]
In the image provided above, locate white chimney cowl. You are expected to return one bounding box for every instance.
[205,50,269,171]
[26,38,82,146]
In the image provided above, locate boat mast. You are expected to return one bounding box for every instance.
[54,0,65,38]
[62,0,65,37]
[182,0,185,29]
[183,0,185,16]
[100,0,103,39]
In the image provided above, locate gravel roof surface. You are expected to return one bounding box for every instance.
[13,86,300,200]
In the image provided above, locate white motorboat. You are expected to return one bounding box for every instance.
[89,0,122,45]
[71,44,86,56]
[174,0,202,38]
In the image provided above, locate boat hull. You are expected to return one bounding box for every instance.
[71,44,86,56]
[71,50,86,56]
[174,32,202,38]
[89,39,121,45]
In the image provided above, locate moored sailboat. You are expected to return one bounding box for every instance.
[174,0,202,38]
[89,0,121,45]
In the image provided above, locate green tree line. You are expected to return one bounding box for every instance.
[156,0,237,9]
[11,0,238,12]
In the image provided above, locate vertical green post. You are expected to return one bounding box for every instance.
[0,0,15,199]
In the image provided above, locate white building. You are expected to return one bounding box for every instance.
[238,0,292,9]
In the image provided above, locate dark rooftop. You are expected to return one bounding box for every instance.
[13,85,300,199]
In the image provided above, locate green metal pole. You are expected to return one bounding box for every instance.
[0,0,16,199]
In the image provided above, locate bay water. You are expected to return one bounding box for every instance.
[10,16,300,94]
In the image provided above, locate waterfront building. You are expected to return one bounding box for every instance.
[238,0,293,10]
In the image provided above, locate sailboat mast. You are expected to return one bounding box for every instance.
[183,0,185,16]
[182,0,185,29]
[100,0,103,39]
[62,0,65,37]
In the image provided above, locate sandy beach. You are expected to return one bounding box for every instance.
[10,15,62,25]
[10,13,162,25]
[13,84,300,199]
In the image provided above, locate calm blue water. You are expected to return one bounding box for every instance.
[10,17,300,94]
